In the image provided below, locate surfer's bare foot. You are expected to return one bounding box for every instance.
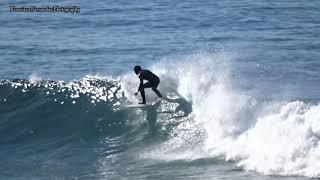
[138,102,146,104]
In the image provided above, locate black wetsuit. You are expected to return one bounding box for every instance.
[137,69,162,104]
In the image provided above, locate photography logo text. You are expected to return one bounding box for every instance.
[10,6,80,14]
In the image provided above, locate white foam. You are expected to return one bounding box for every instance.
[140,51,320,177]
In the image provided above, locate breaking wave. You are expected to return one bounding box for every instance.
[1,51,320,178]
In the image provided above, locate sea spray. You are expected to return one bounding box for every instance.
[141,51,320,177]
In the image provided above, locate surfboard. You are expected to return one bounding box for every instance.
[124,103,152,108]
[124,98,162,108]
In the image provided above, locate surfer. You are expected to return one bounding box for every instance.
[134,65,162,104]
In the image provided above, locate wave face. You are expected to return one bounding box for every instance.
[1,52,320,178]
[0,77,130,143]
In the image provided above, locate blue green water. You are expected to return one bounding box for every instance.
[1,0,320,179]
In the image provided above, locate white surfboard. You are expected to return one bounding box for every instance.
[124,103,152,108]
[124,98,162,108]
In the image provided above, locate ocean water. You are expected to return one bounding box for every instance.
[1,0,320,179]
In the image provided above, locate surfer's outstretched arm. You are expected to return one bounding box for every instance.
[135,78,143,94]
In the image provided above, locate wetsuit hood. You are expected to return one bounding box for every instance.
[134,65,142,75]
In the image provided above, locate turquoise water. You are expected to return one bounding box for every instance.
[1,0,320,179]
